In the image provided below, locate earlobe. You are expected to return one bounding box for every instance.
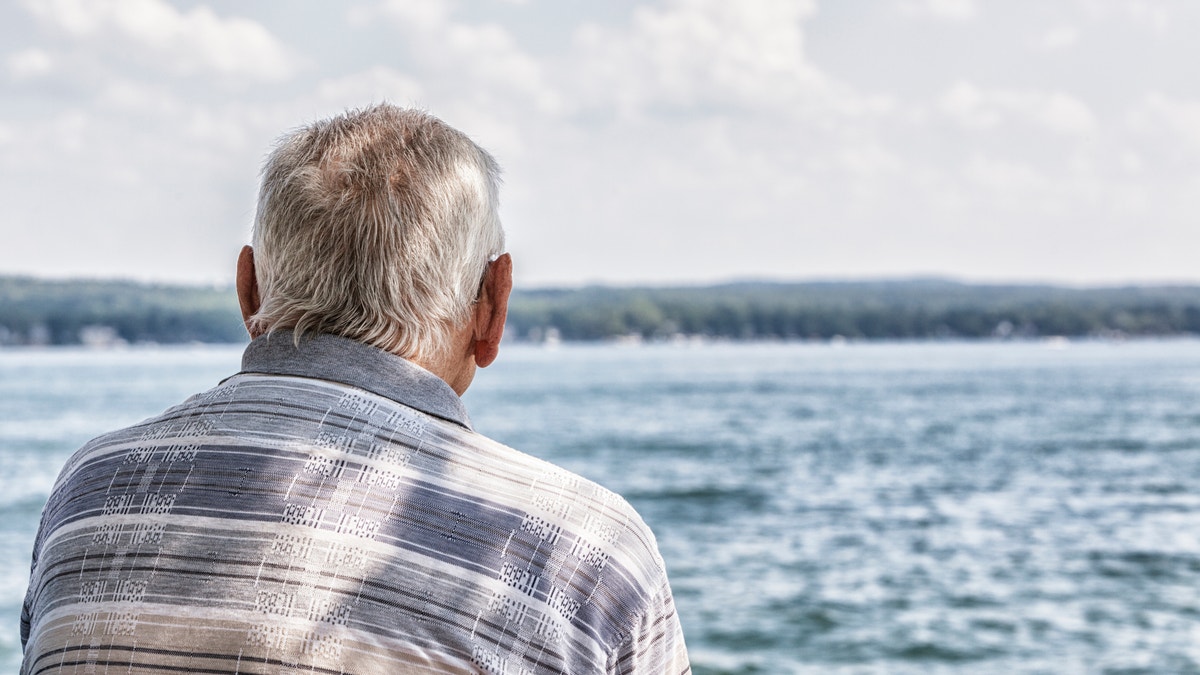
[474,339,499,368]
[236,245,263,339]
[473,253,512,368]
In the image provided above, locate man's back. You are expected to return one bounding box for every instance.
[21,333,689,674]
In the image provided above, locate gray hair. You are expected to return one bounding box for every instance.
[249,104,504,363]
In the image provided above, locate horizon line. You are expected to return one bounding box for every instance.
[4,272,1200,292]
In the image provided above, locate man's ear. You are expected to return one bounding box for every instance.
[472,253,512,368]
[236,245,263,339]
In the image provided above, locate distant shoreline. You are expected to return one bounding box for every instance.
[4,333,1198,350]
[3,276,1199,347]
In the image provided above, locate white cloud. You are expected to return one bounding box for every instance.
[97,80,181,115]
[1126,0,1170,31]
[179,109,251,152]
[446,23,557,110]
[837,144,903,177]
[51,110,90,154]
[371,0,558,114]
[1039,25,1080,50]
[1120,151,1143,174]
[6,48,54,79]
[1073,0,1170,31]
[572,0,833,115]
[939,82,999,128]
[366,0,450,31]
[940,82,1098,136]
[1130,92,1200,148]
[899,0,978,21]
[314,67,425,106]
[19,0,295,81]
[1037,93,1099,136]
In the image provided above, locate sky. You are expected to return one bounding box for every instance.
[1,0,1199,288]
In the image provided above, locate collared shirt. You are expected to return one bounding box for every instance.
[21,332,690,674]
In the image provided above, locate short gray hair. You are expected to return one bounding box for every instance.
[249,104,505,363]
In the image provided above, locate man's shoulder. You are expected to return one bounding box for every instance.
[461,430,668,576]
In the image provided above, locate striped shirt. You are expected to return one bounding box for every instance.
[20,332,690,674]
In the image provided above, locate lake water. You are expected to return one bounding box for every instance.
[3,340,1200,673]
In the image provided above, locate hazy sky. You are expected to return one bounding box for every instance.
[2,0,1199,287]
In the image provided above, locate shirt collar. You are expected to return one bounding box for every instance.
[238,330,472,430]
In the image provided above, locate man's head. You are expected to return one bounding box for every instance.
[238,104,510,387]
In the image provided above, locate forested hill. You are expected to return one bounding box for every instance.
[0,277,245,346]
[1,275,1199,346]
[507,281,1200,342]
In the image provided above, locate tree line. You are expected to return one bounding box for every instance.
[0,277,245,345]
[2,275,1199,346]
[503,281,1200,342]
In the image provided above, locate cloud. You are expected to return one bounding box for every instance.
[444,22,557,109]
[1126,0,1170,31]
[939,81,1098,136]
[361,0,450,31]
[96,79,182,115]
[314,67,425,106]
[899,0,978,21]
[370,0,556,112]
[837,144,904,177]
[6,48,54,79]
[19,0,295,81]
[573,0,825,114]
[964,155,1046,194]
[1039,25,1080,49]
[1130,92,1200,148]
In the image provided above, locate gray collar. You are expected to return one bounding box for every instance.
[238,330,472,430]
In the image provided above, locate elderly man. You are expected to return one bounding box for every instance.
[21,105,690,674]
